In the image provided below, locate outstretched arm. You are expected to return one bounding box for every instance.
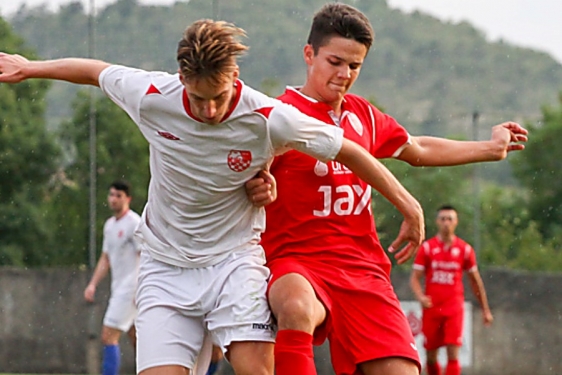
[0,53,110,86]
[335,138,425,263]
[398,122,528,166]
[468,269,493,326]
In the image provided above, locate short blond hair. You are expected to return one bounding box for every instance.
[177,19,248,84]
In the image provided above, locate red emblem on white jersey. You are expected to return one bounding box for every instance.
[227,150,252,172]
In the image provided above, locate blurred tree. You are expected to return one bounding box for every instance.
[373,159,474,268]
[0,18,61,265]
[41,92,149,266]
[479,185,562,271]
[511,94,562,239]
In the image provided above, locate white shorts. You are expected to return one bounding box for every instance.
[135,245,276,373]
[103,294,136,332]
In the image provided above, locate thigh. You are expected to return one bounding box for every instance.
[422,312,446,350]
[206,246,275,350]
[328,275,420,375]
[103,294,136,332]
[136,253,206,373]
[443,311,464,347]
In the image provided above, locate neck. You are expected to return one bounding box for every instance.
[114,208,129,220]
[299,84,343,116]
[439,233,455,245]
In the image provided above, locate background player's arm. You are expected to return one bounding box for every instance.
[467,269,493,326]
[397,123,528,166]
[0,53,109,86]
[84,252,111,303]
[410,268,433,308]
[335,138,424,263]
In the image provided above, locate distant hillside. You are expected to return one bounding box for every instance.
[6,0,562,136]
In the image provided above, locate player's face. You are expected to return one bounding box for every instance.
[302,36,367,108]
[107,188,130,215]
[436,209,458,235]
[181,70,239,125]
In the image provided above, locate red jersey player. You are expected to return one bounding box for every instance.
[245,3,525,375]
[411,205,493,375]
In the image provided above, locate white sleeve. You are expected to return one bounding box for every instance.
[98,65,154,124]
[268,102,344,162]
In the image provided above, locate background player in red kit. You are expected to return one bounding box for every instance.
[410,205,493,375]
[246,3,525,375]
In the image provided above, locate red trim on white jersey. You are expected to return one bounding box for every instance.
[254,107,274,118]
[181,79,243,123]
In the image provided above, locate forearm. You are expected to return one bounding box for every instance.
[470,274,491,311]
[335,139,422,220]
[410,274,425,301]
[88,254,110,286]
[402,136,505,166]
[23,58,110,86]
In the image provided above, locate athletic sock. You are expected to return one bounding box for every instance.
[274,329,317,375]
[206,360,220,375]
[426,361,441,375]
[446,359,461,375]
[102,344,121,375]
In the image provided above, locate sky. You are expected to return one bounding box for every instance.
[2,0,561,63]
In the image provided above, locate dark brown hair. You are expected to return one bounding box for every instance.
[307,3,374,54]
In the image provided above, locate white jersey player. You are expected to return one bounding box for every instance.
[84,180,140,375]
[0,19,425,375]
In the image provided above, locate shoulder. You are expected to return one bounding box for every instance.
[100,65,178,92]
[125,210,141,225]
[238,81,278,111]
[103,216,115,232]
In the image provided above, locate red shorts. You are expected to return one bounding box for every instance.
[267,257,421,375]
[422,308,464,350]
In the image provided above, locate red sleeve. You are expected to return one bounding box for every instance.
[371,105,410,159]
[414,241,429,268]
[464,244,477,271]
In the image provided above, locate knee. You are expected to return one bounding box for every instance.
[101,327,120,345]
[274,297,318,331]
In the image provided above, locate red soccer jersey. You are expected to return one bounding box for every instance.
[261,87,410,274]
[413,235,477,315]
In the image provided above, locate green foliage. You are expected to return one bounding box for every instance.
[40,92,149,266]
[0,18,61,266]
[511,95,562,239]
[2,1,562,272]
[479,185,562,271]
[7,0,562,134]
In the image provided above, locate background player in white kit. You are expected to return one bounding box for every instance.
[84,180,141,375]
[0,19,425,375]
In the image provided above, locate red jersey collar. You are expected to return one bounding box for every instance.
[182,79,243,123]
[436,234,457,250]
[284,86,347,114]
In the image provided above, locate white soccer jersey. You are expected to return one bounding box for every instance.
[102,209,141,296]
[99,65,343,268]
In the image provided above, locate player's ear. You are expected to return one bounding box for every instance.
[303,44,314,65]
[232,65,240,80]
